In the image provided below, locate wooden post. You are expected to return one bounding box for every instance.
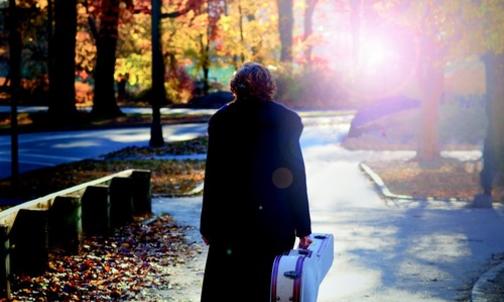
[109,177,134,227]
[48,196,82,254]
[0,226,10,299]
[10,209,48,275]
[81,185,110,235]
[131,170,152,215]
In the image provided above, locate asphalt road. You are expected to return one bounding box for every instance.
[0,106,217,116]
[0,110,354,180]
[0,123,208,179]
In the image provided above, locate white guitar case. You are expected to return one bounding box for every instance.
[270,233,334,302]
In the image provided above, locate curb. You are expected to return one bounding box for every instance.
[358,162,472,203]
[471,261,504,302]
[186,182,204,195]
[155,182,204,198]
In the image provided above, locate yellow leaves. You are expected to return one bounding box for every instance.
[76,31,90,43]
[213,0,279,64]
[115,54,152,88]
[77,3,88,16]
[219,15,233,32]
[35,0,48,10]
[75,28,96,73]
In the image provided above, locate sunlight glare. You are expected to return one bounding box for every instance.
[359,37,392,74]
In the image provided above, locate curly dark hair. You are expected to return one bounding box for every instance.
[230,62,276,101]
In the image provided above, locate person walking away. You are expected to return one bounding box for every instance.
[200,62,312,302]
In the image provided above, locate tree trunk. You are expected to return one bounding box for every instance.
[482,53,504,194]
[238,0,245,63]
[8,0,21,187]
[203,64,209,95]
[276,0,293,62]
[417,37,441,163]
[49,0,78,120]
[201,2,212,96]
[92,0,123,118]
[481,54,496,195]
[303,0,317,64]
[199,31,211,96]
[489,54,504,173]
[47,0,54,106]
[150,0,165,147]
[349,0,361,72]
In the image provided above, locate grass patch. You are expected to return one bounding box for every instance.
[0,159,205,205]
[365,159,504,202]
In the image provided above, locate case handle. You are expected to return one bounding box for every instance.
[283,270,300,279]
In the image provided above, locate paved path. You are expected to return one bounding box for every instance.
[153,116,504,302]
[0,105,217,116]
[0,124,208,179]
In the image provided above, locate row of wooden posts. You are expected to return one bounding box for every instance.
[0,169,152,298]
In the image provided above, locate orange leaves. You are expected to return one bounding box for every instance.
[9,214,200,301]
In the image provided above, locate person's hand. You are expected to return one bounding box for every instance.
[202,236,209,245]
[298,236,312,249]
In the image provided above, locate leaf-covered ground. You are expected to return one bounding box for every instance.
[103,137,208,160]
[6,215,203,302]
[0,142,208,301]
[366,159,504,202]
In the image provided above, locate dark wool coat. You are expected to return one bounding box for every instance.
[200,99,311,302]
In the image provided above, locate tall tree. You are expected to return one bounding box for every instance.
[150,0,165,147]
[376,0,504,189]
[477,0,504,195]
[485,53,504,178]
[150,0,201,147]
[276,0,293,62]
[49,0,78,119]
[200,31,211,96]
[372,1,458,162]
[236,0,245,64]
[480,54,500,196]
[92,0,123,118]
[417,33,442,162]
[8,0,21,187]
[201,0,225,95]
[375,0,504,186]
[47,0,54,108]
[303,0,318,64]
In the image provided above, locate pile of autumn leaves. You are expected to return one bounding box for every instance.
[9,215,201,302]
